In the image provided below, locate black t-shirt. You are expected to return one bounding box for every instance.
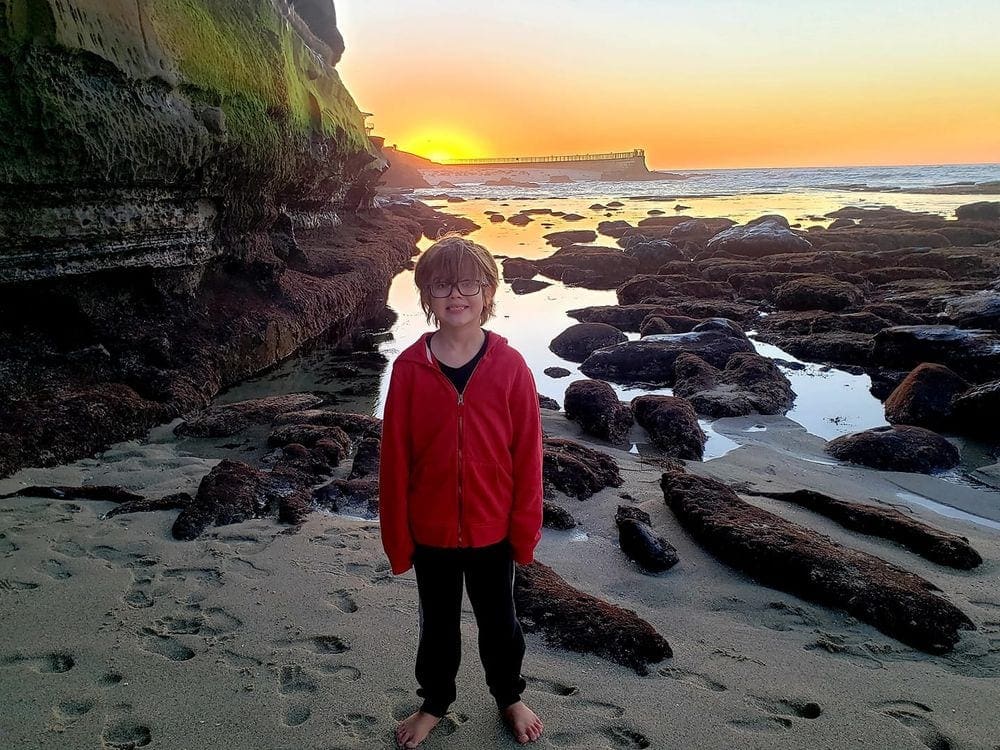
[431,331,488,395]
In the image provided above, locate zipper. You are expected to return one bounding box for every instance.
[425,332,490,548]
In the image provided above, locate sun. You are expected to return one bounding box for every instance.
[397,127,490,163]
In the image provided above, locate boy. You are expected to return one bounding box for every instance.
[379,236,544,747]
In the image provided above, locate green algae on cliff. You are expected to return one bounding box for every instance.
[0,0,381,282]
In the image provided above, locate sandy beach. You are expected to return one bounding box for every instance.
[3,405,999,750]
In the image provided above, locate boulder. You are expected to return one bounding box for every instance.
[510,278,550,295]
[673,352,794,418]
[872,325,1000,382]
[616,275,682,305]
[567,304,676,332]
[705,217,813,258]
[615,505,679,573]
[668,218,735,245]
[884,363,969,430]
[543,437,623,500]
[543,229,598,247]
[580,330,754,386]
[544,367,571,378]
[563,379,633,444]
[826,425,960,474]
[501,258,540,280]
[951,379,1000,435]
[661,471,975,654]
[543,500,577,529]
[955,201,1000,222]
[942,291,1000,331]
[597,219,633,238]
[639,316,674,337]
[631,395,705,460]
[624,240,685,273]
[550,323,628,363]
[514,561,672,674]
[772,275,865,312]
[537,245,639,288]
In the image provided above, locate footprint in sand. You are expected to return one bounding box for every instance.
[803,633,886,670]
[101,718,152,749]
[283,703,311,727]
[0,578,39,591]
[524,675,579,696]
[330,589,359,613]
[0,532,18,554]
[98,672,124,687]
[277,664,319,695]
[138,629,195,661]
[727,716,793,733]
[332,712,378,741]
[51,540,87,558]
[53,697,96,721]
[875,701,952,750]
[549,727,651,749]
[228,557,271,579]
[38,558,72,579]
[1,651,75,673]
[658,667,727,693]
[220,650,263,672]
[746,695,823,720]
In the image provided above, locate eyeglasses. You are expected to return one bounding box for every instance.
[427,279,486,298]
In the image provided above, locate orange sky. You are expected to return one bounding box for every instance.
[336,2,1000,170]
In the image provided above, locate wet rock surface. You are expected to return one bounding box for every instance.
[661,471,975,654]
[884,363,969,430]
[825,425,960,474]
[543,501,578,529]
[514,561,672,674]
[673,352,794,418]
[705,216,813,258]
[175,394,325,438]
[549,323,628,362]
[745,489,982,570]
[563,379,634,445]
[580,330,755,386]
[615,505,679,573]
[631,395,705,460]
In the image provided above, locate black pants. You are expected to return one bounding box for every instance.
[412,541,527,717]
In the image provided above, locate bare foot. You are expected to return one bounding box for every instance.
[503,701,544,744]
[395,710,440,748]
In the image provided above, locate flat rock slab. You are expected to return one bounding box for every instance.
[660,471,975,653]
[746,489,982,570]
[514,561,672,674]
[175,393,324,437]
[580,331,755,386]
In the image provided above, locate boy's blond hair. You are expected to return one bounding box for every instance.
[414,236,499,325]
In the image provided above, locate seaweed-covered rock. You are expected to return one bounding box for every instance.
[348,437,381,479]
[615,506,679,573]
[543,501,578,529]
[501,258,540,281]
[542,437,622,500]
[175,394,324,437]
[514,561,672,674]
[661,471,975,653]
[536,245,638,288]
[543,230,598,247]
[884,363,969,430]
[314,477,379,519]
[826,425,960,474]
[673,352,794,418]
[705,217,813,258]
[624,240,685,273]
[631,395,705,460]
[549,323,627,363]
[955,201,1000,222]
[747,489,982,570]
[772,275,865,312]
[563,379,633,445]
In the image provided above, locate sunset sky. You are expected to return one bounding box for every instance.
[336,1,1000,170]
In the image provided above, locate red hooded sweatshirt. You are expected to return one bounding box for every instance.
[378,330,543,575]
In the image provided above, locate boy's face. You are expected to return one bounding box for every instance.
[428,271,492,331]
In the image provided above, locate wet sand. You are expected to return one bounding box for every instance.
[2,408,999,750]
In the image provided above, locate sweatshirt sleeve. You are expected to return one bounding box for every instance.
[508,357,543,565]
[378,363,415,575]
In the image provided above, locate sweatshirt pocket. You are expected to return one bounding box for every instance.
[464,459,513,527]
